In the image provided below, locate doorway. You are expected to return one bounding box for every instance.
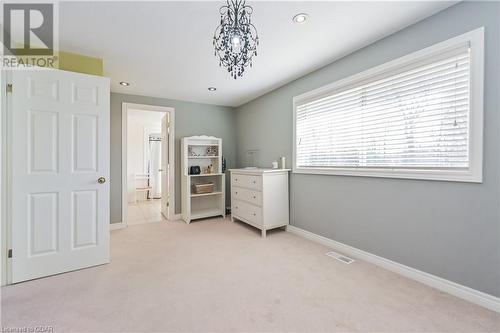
[122,103,175,226]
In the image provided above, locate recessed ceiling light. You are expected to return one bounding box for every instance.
[119,81,130,86]
[292,13,308,24]
[208,87,217,91]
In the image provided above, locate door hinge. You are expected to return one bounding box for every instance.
[6,84,12,93]
[7,249,12,258]
[167,202,169,207]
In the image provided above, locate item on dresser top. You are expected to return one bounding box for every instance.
[245,149,259,167]
[280,156,286,169]
[189,165,201,175]
[272,161,278,169]
[222,157,227,172]
[192,182,215,194]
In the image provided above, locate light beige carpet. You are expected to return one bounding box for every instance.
[2,217,499,332]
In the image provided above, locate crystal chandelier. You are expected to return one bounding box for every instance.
[213,0,259,79]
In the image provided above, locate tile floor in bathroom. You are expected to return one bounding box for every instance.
[127,199,164,225]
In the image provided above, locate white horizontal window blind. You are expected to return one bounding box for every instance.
[296,45,471,171]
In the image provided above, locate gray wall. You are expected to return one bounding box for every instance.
[111,93,236,223]
[235,2,500,297]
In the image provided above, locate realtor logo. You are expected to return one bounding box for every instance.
[3,3,54,56]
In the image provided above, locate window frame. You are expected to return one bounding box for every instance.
[292,27,484,183]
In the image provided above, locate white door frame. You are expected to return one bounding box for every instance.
[2,70,18,286]
[121,103,175,225]
[1,71,10,286]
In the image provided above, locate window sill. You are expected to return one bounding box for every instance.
[292,167,482,183]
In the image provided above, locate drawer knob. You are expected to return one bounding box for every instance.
[235,192,238,195]
[253,196,256,199]
[253,213,256,216]
[235,206,238,209]
[252,181,256,184]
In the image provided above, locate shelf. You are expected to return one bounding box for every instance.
[190,191,223,198]
[190,208,224,220]
[182,136,224,223]
[188,143,220,146]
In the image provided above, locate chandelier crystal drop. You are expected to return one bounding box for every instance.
[213,0,259,79]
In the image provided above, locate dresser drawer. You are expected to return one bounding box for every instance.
[232,187,262,207]
[233,200,262,225]
[231,173,262,191]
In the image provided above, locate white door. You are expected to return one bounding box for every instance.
[9,69,110,283]
[161,114,169,219]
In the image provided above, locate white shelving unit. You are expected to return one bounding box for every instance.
[181,136,225,223]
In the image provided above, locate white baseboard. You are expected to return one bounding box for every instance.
[110,222,126,231]
[287,225,500,313]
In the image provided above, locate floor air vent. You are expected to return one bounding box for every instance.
[325,251,355,264]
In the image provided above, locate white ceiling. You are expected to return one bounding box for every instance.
[59,1,455,107]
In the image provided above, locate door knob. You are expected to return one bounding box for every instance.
[97,177,106,184]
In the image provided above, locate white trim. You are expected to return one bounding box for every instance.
[172,214,182,221]
[121,103,176,227]
[292,27,484,183]
[122,104,128,225]
[287,225,500,313]
[110,222,126,231]
[0,71,8,286]
[2,70,13,286]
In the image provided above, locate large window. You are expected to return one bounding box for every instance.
[293,28,484,182]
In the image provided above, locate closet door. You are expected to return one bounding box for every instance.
[9,69,110,283]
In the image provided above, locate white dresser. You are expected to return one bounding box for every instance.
[229,168,290,237]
